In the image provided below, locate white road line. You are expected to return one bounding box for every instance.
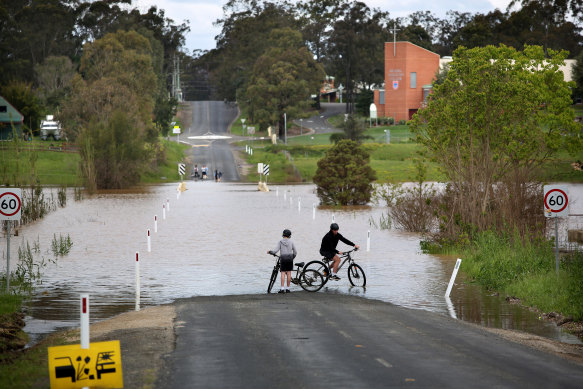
[313,311,322,317]
[376,358,393,368]
[338,330,352,339]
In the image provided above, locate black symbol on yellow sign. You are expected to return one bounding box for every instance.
[54,351,116,383]
[48,340,123,388]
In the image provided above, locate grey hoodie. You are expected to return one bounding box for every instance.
[272,238,297,261]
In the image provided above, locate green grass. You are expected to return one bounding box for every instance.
[0,329,68,388]
[0,293,23,316]
[0,138,81,186]
[140,139,191,183]
[457,231,583,321]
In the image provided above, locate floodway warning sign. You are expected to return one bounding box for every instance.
[48,340,123,388]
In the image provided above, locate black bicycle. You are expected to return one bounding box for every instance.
[302,248,366,288]
[267,253,325,293]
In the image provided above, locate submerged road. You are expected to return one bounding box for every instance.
[157,293,583,388]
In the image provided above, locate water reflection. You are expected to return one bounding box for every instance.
[4,182,580,345]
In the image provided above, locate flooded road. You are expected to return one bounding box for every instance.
[3,182,581,345]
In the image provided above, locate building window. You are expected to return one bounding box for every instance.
[0,106,6,113]
[410,72,417,88]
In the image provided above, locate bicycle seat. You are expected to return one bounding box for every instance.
[295,262,304,268]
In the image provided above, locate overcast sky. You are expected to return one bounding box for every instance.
[130,0,516,53]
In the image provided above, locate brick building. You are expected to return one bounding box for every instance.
[374,41,440,122]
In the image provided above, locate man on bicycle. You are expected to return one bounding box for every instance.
[319,223,359,280]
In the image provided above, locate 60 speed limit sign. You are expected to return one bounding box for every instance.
[543,185,569,218]
[0,189,22,220]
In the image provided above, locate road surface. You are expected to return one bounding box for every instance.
[157,293,583,389]
[178,101,240,181]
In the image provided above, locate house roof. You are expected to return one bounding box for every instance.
[0,95,24,123]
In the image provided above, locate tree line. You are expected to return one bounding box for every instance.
[184,0,583,135]
[0,0,189,189]
[1,0,582,189]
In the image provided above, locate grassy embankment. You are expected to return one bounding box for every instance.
[440,230,583,324]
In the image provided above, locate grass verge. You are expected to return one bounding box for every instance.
[454,230,583,321]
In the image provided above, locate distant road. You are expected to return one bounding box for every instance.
[294,102,345,134]
[157,293,583,389]
[176,101,240,181]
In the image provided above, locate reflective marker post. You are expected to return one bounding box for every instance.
[366,230,371,252]
[445,259,462,298]
[135,252,140,311]
[147,229,151,252]
[80,294,89,349]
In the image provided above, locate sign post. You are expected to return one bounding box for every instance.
[544,185,569,274]
[1,188,22,292]
[369,103,377,127]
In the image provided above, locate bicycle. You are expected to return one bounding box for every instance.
[303,248,366,288]
[267,252,325,293]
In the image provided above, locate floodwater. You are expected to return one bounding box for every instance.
[2,182,582,346]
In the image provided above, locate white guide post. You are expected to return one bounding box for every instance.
[445,258,462,297]
[80,294,90,349]
[135,252,140,311]
[147,229,151,252]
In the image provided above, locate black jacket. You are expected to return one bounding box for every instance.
[320,230,354,254]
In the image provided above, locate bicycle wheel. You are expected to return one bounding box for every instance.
[303,260,330,285]
[267,264,279,293]
[348,263,366,287]
[299,269,325,292]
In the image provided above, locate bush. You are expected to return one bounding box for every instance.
[313,140,376,205]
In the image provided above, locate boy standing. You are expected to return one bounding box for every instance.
[268,229,297,293]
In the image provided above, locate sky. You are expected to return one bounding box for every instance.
[130,0,516,53]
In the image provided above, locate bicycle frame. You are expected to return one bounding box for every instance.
[303,248,366,288]
[267,253,325,293]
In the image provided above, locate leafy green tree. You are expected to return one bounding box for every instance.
[210,1,298,101]
[411,44,581,237]
[244,28,325,138]
[78,110,147,189]
[313,139,376,205]
[328,2,387,113]
[329,114,372,144]
[63,30,158,140]
[34,55,76,110]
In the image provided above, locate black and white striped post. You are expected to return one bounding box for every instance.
[263,164,270,184]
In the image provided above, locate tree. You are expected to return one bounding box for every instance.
[313,140,376,205]
[210,1,298,100]
[34,55,76,110]
[327,1,387,113]
[244,28,325,138]
[78,110,147,190]
[410,44,581,238]
[329,114,372,144]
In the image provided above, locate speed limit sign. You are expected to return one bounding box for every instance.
[0,189,22,220]
[543,185,569,218]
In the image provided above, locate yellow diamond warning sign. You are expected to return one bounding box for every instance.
[48,340,123,388]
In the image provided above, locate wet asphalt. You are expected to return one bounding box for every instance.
[156,293,583,389]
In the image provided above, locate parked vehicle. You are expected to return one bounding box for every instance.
[40,115,62,140]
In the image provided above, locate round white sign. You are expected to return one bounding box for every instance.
[0,189,22,220]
